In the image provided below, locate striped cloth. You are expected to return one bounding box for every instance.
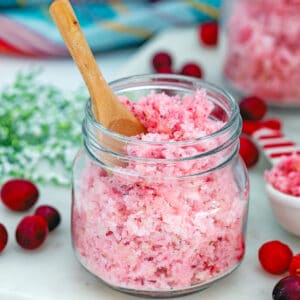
[0,0,221,56]
[253,128,300,165]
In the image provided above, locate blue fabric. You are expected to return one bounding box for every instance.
[0,0,221,56]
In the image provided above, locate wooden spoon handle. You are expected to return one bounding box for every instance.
[49,0,106,122]
[50,0,146,136]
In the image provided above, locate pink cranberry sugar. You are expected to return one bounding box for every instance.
[265,155,300,197]
[72,90,248,291]
[224,0,300,104]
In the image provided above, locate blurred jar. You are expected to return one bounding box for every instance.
[222,0,300,106]
[72,74,249,297]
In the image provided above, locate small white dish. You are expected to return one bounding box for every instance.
[266,183,300,236]
[252,128,300,236]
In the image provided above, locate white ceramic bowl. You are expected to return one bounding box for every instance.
[266,183,300,236]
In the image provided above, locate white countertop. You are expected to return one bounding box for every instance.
[0,27,299,300]
[0,47,136,89]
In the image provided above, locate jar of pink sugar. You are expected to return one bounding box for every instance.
[222,0,300,106]
[71,74,249,297]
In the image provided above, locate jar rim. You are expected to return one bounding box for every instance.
[85,74,240,146]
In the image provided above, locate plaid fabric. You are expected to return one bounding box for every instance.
[0,0,221,56]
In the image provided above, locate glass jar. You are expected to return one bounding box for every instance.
[71,74,249,297]
[222,0,300,106]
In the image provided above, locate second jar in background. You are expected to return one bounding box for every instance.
[222,0,300,106]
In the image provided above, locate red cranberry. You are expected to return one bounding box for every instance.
[273,276,300,300]
[198,22,219,46]
[239,136,259,168]
[152,51,173,72]
[0,223,8,252]
[258,240,293,275]
[157,65,173,74]
[262,118,282,131]
[180,62,203,78]
[152,51,172,72]
[289,254,300,277]
[242,120,261,136]
[239,96,267,121]
[35,205,61,231]
[16,215,48,250]
[242,118,282,135]
[1,179,39,211]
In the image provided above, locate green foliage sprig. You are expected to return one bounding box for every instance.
[0,71,87,186]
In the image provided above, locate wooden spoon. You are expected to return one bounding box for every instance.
[49,0,146,137]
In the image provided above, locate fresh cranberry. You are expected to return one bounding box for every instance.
[242,120,261,136]
[35,205,61,232]
[157,65,173,74]
[242,118,282,135]
[262,118,282,131]
[152,51,172,72]
[239,96,267,121]
[258,240,293,275]
[15,215,48,250]
[180,62,203,78]
[0,223,8,252]
[289,254,300,277]
[273,276,300,300]
[198,22,219,46]
[1,179,39,211]
[239,136,259,168]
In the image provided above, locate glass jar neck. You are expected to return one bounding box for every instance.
[82,74,241,178]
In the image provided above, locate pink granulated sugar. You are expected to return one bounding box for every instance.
[265,155,300,197]
[121,89,221,144]
[224,0,300,104]
[73,90,247,291]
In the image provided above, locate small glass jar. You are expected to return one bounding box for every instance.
[222,0,300,106]
[71,74,249,297]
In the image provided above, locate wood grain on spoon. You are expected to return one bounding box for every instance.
[49,0,146,137]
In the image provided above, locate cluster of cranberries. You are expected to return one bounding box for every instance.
[151,22,218,77]
[238,96,281,168]
[152,51,203,78]
[0,178,60,252]
[258,240,300,299]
